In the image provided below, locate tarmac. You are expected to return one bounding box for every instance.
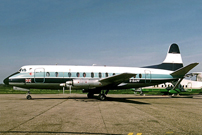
[1,94,202,135]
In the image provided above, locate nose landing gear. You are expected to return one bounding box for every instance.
[26,91,32,100]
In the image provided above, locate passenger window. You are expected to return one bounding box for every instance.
[68,72,71,77]
[105,72,108,77]
[113,73,116,76]
[46,72,50,77]
[83,72,86,77]
[99,72,102,78]
[55,72,58,77]
[91,72,94,78]
[77,72,80,77]
[139,74,142,78]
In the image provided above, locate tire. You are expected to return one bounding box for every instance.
[99,94,106,101]
[26,95,32,100]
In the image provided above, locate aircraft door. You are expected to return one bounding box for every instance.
[144,70,151,83]
[34,68,45,83]
[187,82,192,92]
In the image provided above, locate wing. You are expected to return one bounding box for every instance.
[99,73,136,86]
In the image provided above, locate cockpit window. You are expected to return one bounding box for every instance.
[19,68,27,72]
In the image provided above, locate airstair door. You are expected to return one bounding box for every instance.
[34,68,45,83]
[187,82,192,92]
[145,70,151,83]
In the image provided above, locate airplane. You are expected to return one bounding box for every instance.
[3,43,199,100]
[135,72,202,95]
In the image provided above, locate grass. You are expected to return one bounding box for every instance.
[0,84,83,94]
[0,84,134,94]
[0,84,201,95]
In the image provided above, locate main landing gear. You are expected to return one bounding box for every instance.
[98,90,109,101]
[26,91,32,100]
[87,92,94,98]
[99,93,106,101]
[87,90,109,101]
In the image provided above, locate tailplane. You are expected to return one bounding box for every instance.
[171,63,199,77]
[144,43,183,71]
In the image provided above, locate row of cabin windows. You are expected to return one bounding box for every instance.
[45,72,116,78]
[19,68,141,78]
[46,72,143,78]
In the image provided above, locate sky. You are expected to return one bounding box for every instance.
[1,0,202,83]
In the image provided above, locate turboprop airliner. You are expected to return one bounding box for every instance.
[3,43,199,100]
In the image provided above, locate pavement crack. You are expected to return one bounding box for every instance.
[7,99,68,131]
[98,102,108,134]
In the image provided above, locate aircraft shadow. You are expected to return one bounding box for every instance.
[32,97,87,100]
[106,97,150,104]
[0,131,123,135]
[31,96,151,104]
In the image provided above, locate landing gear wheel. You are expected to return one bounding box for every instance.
[87,93,94,98]
[99,94,106,101]
[26,95,32,100]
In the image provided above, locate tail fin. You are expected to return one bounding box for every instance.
[163,43,183,65]
[143,43,184,71]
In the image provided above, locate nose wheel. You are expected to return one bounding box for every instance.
[26,91,32,100]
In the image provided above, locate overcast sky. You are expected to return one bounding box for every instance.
[1,0,202,83]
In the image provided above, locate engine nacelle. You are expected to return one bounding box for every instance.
[71,79,102,87]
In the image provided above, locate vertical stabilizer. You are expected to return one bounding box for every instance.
[143,43,183,71]
[163,43,183,64]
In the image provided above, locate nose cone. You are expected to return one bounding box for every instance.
[3,77,9,85]
[3,71,19,85]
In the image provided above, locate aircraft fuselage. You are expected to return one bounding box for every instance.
[6,65,176,90]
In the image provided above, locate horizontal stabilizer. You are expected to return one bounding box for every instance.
[171,63,199,77]
[100,73,136,85]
